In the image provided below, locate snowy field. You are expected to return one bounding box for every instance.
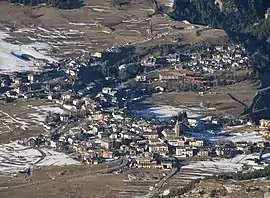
[0,102,68,137]
[182,153,270,173]
[189,131,266,144]
[0,31,57,72]
[28,104,68,122]
[133,105,266,144]
[132,105,204,121]
[211,132,265,143]
[0,141,79,174]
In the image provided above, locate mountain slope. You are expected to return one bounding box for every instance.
[172,0,270,41]
[6,0,84,9]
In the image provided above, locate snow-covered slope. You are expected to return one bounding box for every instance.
[0,31,57,73]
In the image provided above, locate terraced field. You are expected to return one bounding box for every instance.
[0,0,227,58]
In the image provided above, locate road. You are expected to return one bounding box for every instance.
[145,167,178,198]
[0,157,129,192]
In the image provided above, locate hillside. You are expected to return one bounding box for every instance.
[172,0,270,41]
[6,0,83,9]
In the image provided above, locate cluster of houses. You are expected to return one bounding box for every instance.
[183,45,251,73]
[2,42,268,172]
[18,97,270,170]
[141,44,250,72]
[135,44,251,92]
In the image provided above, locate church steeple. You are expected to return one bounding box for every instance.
[175,119,181,137]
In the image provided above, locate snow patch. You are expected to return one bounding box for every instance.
[0,31,57,72]
[0,142,79,174]
[132,105,202,121]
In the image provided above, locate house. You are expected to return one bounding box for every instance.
[28,73,39,83]
[259,119,270,129]
[13,78,22,85]
[143,132,159,140]
[142,57,155,67]
[256,141,266,148]
[167,138,185,147]
[155,86,165,92]
[102,87,112,95]
[197,147,211,157]
[176,147,195,157]
[91,52,103,58]
[120,145,130,151]
[135,75,147,82]
[166,54,180,63]
[100,139,112,150]
[60,114,69,122]
[235,141,248,151]
[1,79,10,87]
[189,140,204,147]
[66,69,77,77]
[161,160,173,169]
[265,8,270,19]
[136,157,151,168]
[112,112,123,120]
[61,93,72,101]
[159,74,185,81]
[148,143,169,156]
[215,144,237,157]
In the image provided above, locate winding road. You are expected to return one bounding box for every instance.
[146,167,178,198]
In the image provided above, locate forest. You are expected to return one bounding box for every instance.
[7,0,84,9]
[172,0,270,41]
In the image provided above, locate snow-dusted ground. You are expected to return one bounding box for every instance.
[210,132,265,143]
[31,105,68,115]
[182,159,243,173]
[0,31,57,72]
[132,105,203,121]
[27,104,68,122]
[182,153,269,173]
[133,105,265,144]
[0,142,79,174]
